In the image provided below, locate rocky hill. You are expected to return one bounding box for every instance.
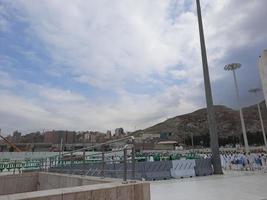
[133,101,267,146]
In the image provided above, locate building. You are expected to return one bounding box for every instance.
[259,49,267,107]
[105,130,112,140]
[44,130,76,144]
[141,133,160,140]
[83,131,107,143]
[12,131,21,143]
[114,128,125,138]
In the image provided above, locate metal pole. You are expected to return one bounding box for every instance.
[45,158,48,172]
[70,152,73,174]
[49,157,52,170]
[257,103,267,149]
[196,0,223,174]
[83,132,85,149]
[191,132,194,148]
[131,142,136,180]
[42,159,44,172]
[59,155,62,173]
[13,160,16,174]
[232,70,249,152]
[83,149,86,175]
[123,148,127,182]
[101,147,105,178]
[60,138,63,152]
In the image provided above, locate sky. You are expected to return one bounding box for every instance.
[0,0,267,135]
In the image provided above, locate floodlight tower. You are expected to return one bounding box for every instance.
[248,88,267,149]
[224,63,249,152]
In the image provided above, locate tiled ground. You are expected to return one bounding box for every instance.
[151,171,267,200]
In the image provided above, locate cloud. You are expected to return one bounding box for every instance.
[0,71,16,87]
[0,0,266,134]
[0,70,200,134]
[0,3,9,32]
[10,0,201,88]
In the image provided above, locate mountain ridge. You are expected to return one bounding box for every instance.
[132,101,267,145]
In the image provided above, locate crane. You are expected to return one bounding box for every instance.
[0,129,22,152]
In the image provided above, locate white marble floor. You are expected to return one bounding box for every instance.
[151,172,267,200]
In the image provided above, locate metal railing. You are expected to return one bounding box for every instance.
[1,136,136,182]
[50,138,136,182]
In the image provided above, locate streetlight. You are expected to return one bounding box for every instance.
[248,88,267,149]
[196,0,223,174]
[224,63,249,152]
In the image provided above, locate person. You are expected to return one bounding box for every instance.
[255,155,262,170]
[248,153,255,171]
[220,154,226,170]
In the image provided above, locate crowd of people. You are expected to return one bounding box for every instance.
[220,152,267,171]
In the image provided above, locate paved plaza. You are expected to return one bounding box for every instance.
[151,172,267,200]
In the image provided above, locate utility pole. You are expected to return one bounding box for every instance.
[196,0,223,174]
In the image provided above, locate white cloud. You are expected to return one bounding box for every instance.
[0,71,200,134]
[13,0,200,88]
[0,71,16,87]
[0,0,266,133]
[0,3,9,32]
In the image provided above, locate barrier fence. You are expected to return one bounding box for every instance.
[48,158,213,181]
[0,136,213,181]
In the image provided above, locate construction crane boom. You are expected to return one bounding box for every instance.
[0,129,22,152]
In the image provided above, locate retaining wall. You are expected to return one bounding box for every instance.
[0,172,109,195]
[0,172,150,200]
[0,179,150,200]
[0,173,38,195]
[38,172,110,190]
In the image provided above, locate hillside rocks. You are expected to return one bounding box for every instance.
[134,101,267,145]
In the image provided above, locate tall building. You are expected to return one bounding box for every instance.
[114,128,125,138]
[44,131,76,144]
[105,130,112,140]
[12,131,21,143]
[259,50,267,106]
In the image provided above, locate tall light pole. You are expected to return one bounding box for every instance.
[196,0,223,174]
[248,88,267,149]
[224,63,249,152]
[186,123,195,148]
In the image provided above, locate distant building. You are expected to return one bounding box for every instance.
[12,131,21,143]
[114,128,125,138]
[44,130,76,144]
[20,132,43,143]
[142,133,160,140]
[259,49,267,107]
[83,131,107,143]
[160,132,172,140]
[105,130,112,140]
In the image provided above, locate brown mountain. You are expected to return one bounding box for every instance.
[133,101,267,146]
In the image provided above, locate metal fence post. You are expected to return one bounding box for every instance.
[83,149,86,175]
[45,158,47,172]
[60,155,63,173]
[131,143,136,180]
[13,160,16,174]
[58,151,61,166]
[101,146,105,178]
[49,157,51,171]
[70,152,73,174]
[41,159,44,172]
[123,148,127,182]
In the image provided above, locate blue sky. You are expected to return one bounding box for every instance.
[0,0,266,134]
